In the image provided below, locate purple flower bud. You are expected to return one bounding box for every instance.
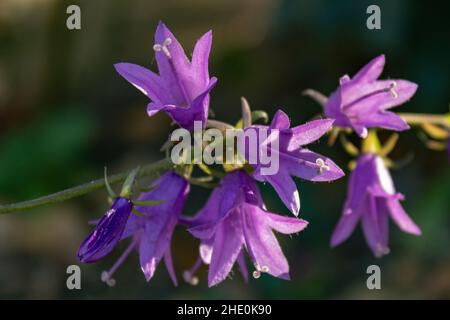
[331,153,421,257]
[78,197,133,263]
[324,55,417,138]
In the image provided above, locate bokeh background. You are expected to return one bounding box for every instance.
[0,0,449,299]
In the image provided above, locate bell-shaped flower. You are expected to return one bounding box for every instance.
[330,153,421,257]
[324,55,417,138]
[188,170,308,287]
[115,21,217,131]
[242,110,344,215]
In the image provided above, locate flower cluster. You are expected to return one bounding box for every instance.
[77,21,428,287]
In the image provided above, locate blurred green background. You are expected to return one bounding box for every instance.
[0,0,449,299]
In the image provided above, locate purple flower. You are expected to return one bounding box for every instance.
[244,110,344,215]
[331,153,421,257]
[115,21,217,131]
[100,171,189,286]
[324,55,417,138]
[188,170,308,287]
[78,197,133,263]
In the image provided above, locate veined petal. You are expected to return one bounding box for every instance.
[266,172,300,215]
[386,199,421,235]
[361,197,390,257]
[192,30,213,85]
[262,211,308,234]
[114,63,166,103]
[352,54,385,83]
[270,110,291,130]
[241,204,290,280]
[284,149,344,182]
[288,118,334,149]
[208,209,244,287]
[164,248,178,286]
[330,211,361,247]
[237,252,249,283]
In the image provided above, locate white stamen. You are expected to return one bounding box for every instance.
[261,266,269,273]
[252,270,261,279]
[183,270,199,286]
[101,271,116,287]
[375,244,391,258]
[153,37,172,59]
[253,265,269,279]
[315,158,330,174]
[388,81,398,98]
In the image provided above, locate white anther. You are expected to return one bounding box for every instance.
[183,271,199,286]
[315,158,330,174]
[388,81,398,98]
[252,270,261,279]
[101,271,116,287]
[153,37,172,59]
[261,266,269,273]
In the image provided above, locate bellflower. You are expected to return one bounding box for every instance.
[324,55,417,138]
[243,110,344,215]
[188,170,308,287]
[100,171,189,286]
[78,197,133,263]
[330,153,421,257]
[115,21,217,131]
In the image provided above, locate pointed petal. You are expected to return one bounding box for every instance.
[192,30,212,85]
[164,249,178,286]
[361,197,390,257]
[266,173,300,215]
[387,199,421,235]
[288,118,334,149]
[330,211,361,247]
[270,110,291,130]
[263,211,308,234]
[114,63,166,103]
[283,149,345,182]
[208,209,244,287]
[237,252,249,283]
[352,54,385,83]
[199,238,214,264]
[241,204,291,280]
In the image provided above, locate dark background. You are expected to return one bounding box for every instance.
[0,0,449,299]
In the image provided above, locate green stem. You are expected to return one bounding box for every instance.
[398,112,450,128]
[0,158,174,215]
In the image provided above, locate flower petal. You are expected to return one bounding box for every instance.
[352,54,385,83]
[387,199,421,236]
[330,211,361,247]
[270,110,291,130]
[284,149,345,182]
[263,211,308,234]
[266,172,300,215]
[208,209,244,287]
[288,118,334,149]
[241,204,291,280]
[192,30,213,85]
[164,248,178,286]
[114,63,166,103]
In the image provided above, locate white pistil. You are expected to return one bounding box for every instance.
[153,37,172,59]
[101,271,116,287]
[252,265,269,279]
[388,81,398,98]
[315,158,330,174]
[183,271,199,286]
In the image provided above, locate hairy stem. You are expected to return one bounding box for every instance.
[0,158,174,215]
